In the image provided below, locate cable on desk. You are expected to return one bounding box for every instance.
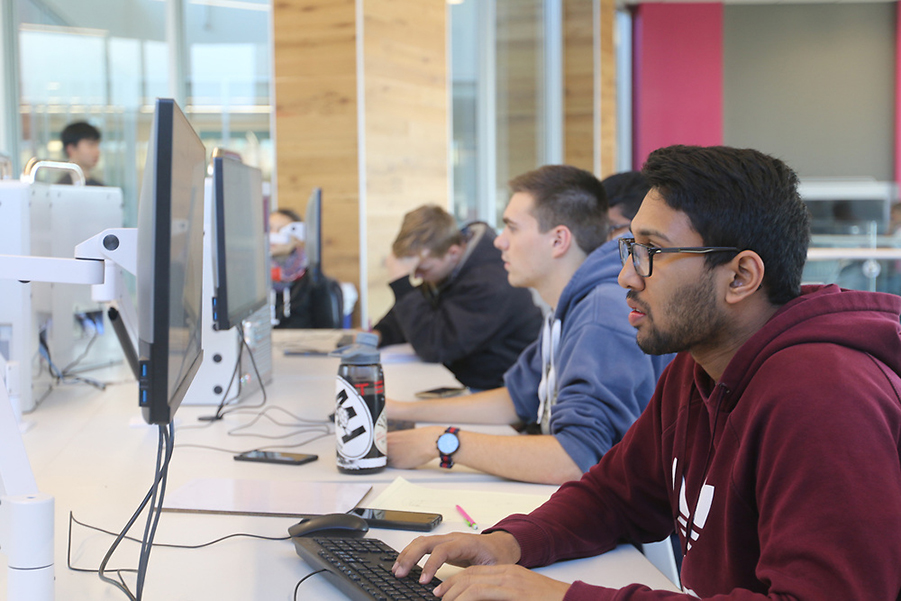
[225,405,331,439]
[176,427,332,455]
[135,422,172,599]
[198,349,242,421]
[93,422,174,601]
[294,568,330,600]
[67,511,290,556]
[38,329,108,392]
[60,328,100,374]
[202,332,268,422]
[219,333,269,417]
[176,404,332,450]
[67,512,136,575]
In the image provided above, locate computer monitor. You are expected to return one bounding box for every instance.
[305,187,322,277]
[211,155,268,331]
[136,98,206,425]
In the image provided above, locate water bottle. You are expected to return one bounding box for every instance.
[331,332,386,474]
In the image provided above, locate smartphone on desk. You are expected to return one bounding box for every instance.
[234,450,318,465]
[349,507,442,531]
[414,386,469,399]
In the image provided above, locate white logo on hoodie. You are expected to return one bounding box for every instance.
[673,458,715,552]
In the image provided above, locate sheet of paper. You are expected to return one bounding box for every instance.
[379,343,421,364]
[163,478,370,518]
[370,477,552,530]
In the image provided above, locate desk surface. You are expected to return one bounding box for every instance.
[2,330,679,599]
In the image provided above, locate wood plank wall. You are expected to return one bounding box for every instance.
[272,0,361,300]
[564,0,595,173]
[496,0,542,187]
[272,1,614,323]
[362,0,449,326]
[564,0,617,178]
[273,0,448,325]
[598,0,616,177]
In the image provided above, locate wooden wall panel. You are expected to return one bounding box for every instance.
[564,0,595,173]
[496,0,542,186]
[273,0,361,294]
[273,0,449,325]
[363,0,449,325]
[598,0,616,177]
[563,0,616,178]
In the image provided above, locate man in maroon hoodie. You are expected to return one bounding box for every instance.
[392,145,901,600]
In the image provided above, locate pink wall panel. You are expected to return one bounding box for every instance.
[633,3,724,169]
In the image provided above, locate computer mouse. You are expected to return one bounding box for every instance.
[288,513,369,538]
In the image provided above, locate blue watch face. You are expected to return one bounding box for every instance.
[437,432,459,455]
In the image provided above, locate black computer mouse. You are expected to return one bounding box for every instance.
[288,513,369,538]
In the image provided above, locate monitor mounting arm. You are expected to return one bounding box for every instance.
[0,228,137,601]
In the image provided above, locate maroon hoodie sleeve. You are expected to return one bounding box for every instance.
[487,363,681,567]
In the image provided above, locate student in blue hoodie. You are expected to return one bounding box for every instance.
[387,165,673,485]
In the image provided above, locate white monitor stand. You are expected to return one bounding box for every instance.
[0,227,137,601]
[0,365,53,601]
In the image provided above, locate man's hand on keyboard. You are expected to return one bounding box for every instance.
[434,564,570,601]
[392,531,521,584]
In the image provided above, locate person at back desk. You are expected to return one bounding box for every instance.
[372,205,542,391]
[57,121,104,186]
[392,145,901,600]
[386,165,673,485]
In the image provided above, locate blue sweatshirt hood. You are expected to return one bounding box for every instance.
[555,237,624,322]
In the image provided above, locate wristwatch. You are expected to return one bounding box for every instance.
[437,427,460,469]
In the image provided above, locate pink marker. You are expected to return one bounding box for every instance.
[455,504,479,530]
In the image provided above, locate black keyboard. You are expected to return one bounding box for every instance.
[292,536,443,600]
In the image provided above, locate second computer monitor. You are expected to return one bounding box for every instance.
[211,156,268,331]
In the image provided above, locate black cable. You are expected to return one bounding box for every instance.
[61,330,99,375]
[136,422,174,600]
[217,333,268,418]
[68,512,291,552]
[96,422,176,600]
[294,569,329,600]
[38,329,108,391]
[225,406,329,438]
[206,351,242,420]
[175,428,332,455]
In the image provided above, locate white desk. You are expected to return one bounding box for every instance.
[1,332,679,599]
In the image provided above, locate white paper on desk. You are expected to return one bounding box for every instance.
[162,478,370,518]
[370,477,552,530]
[380,343,421,364]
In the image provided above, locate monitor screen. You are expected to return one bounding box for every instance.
[305,187,322,275]
[211,155,268,330]
[136,98,206,425]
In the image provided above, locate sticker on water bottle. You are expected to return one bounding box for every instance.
[335,376,375,464]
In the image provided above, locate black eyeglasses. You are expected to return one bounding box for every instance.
[618,237,740,277]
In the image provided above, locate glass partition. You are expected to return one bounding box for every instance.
[13,0,272,227]
[800,180,901,294]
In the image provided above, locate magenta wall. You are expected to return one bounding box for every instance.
[632,3,724,169]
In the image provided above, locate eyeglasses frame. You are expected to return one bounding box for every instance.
[619,237,741,277]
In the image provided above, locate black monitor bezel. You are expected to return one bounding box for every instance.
[211,156,268,331]
[138,98,205,425]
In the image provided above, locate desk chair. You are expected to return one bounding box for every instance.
[274,270,344,329]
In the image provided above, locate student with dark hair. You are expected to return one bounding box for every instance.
[58,121,103,186]
[373,204,542,390]
[387,165,672,485]
[393,145,901,600]
[602,170,650,239]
